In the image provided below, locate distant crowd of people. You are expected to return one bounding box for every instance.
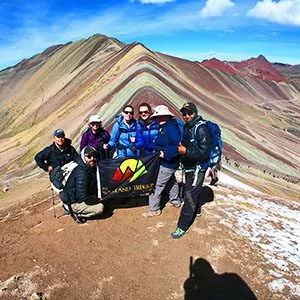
[35,102,219,239]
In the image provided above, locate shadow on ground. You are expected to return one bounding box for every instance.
[184,257,257,300]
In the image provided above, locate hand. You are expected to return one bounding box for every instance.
[130,136,136,143]
[159,151,164,158]
[103,144,108,150]
[178,143,186,155]
[48,166,53,174]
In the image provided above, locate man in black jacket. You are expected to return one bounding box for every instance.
[35,129,79,174]
[59,146,104,223]
[171,102,211,239]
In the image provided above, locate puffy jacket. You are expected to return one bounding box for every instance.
[137,119,159,154]
[34,138,79,172]
[80,127,110,151]
[153,117,181,170]
[181,116,211,171]
[59,155,98,205]
[108,115,143,158]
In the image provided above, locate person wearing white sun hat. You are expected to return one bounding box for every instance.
[142,104,182,218]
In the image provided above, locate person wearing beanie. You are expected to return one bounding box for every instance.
[80,115,111,159]
[59,146,104,223]
[171,102,212,239]
[35,129,79,174]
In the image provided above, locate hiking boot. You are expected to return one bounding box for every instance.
[72,214,87,224]
[209,178,219,186]
[196,207,202,217]
[165,201,181,208]
[171,228,187,239]
[62,204,70,215]
[142,210,161,218]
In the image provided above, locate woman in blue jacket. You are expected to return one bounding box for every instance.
[106,105,143,158]
[137,103,159,154]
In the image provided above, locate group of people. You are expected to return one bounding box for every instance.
[35,101,215,239]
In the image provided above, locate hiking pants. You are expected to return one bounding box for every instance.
[148,165,179,212]
[177,169,206,231]
[71,201,104,218]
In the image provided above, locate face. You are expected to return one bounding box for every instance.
[155,115,169,125]
[181,110,195,123]
[54,135,65,147]
[84,153,97,167]
[139,106,150,120]
[122,107,134,121]
[90,122,101,132]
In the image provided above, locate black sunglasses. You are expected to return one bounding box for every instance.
[86,153,97,159]
[139,110,149,114]
[182,111,193,117]
[123,111,133,115]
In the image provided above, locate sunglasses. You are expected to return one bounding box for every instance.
[182,111,193,117]
[139,110,149,114]
[56,135,65,138]
[123,111,133,115]
[86,153,97,159]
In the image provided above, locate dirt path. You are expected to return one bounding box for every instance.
[0,181,299,299]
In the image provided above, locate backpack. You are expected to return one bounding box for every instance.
[50,161,78,193]
[193,120,222,170]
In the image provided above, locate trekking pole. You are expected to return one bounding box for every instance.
[51,187,57,218]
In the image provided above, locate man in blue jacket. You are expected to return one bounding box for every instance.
[171,102,211,239]
[142,105,182,218]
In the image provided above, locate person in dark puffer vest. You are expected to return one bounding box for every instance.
[59,146,104,223]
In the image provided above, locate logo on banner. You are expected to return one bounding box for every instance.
[112,158,147,183]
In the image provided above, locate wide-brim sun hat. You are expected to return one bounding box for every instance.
[152,105,174,117]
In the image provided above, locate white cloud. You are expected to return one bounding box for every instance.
[247,0,300,26]
[200,0,235,18]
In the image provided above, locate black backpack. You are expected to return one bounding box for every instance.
[50,161,78,193]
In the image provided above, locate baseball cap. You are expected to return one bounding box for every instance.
[53,129,65,137]
[83,146,98,157]
[88,115,101,123]
[180,102,198,114]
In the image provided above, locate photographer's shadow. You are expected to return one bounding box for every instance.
[184,257,257,300]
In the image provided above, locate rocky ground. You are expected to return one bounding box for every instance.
[0,172,299,300]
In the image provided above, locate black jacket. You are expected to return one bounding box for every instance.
[59,155,98,205]
[34,138,79,172]
[181,116,211,170]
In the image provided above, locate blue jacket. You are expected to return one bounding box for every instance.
[153,117,181,169]
[108,115,143,158]
[137,119,159,154]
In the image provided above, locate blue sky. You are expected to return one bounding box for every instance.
[0,0,299,71]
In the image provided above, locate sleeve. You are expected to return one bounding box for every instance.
[103,130,111,144]
[108,123,119,148]
[134,123,144,149]
[155,121,181,161]
[184,124,211,163]
[80,131,88,151]
[34,146,51,172]
[70,146,80,160]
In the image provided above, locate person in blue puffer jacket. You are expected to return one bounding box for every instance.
[136,102,159,154]
[105,105,143,158]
